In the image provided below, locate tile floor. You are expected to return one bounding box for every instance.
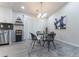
[0,39,79,57]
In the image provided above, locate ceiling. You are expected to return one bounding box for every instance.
[0,2,67,18]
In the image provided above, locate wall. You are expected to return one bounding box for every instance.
[12,11,47,40]
[0,7,12,23]
[48,2,79,47]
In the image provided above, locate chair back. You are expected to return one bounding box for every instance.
[36,31,41,36]
[47,32,56,40]
[50,32,56,38]
[30,33,37,40]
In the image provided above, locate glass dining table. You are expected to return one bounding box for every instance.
[37,31,47,40]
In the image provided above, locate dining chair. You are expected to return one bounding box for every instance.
[30,33,41,48]
[36,31,44,45]
[43,32,56,51]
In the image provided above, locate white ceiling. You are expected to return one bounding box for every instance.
[0,2,67,17]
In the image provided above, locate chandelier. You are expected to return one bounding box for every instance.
[37,2,47,19]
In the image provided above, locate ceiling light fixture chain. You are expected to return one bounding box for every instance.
[40,2,43,18]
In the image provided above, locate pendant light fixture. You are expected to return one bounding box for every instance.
[37,2,47,19]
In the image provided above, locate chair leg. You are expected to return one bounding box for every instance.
[32,41,35,49]
[52,41,56,49]
[48,41,50,51]
[31,40,33,45]
[42,40,45,47]
[39,40,41,46]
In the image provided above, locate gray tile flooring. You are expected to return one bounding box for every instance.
[0,39,79,57]
[28,40,79,57]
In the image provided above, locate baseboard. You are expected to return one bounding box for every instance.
[56,39,79,48]
[0,43,9,46]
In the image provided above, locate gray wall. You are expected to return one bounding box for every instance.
[47,2,79,47]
